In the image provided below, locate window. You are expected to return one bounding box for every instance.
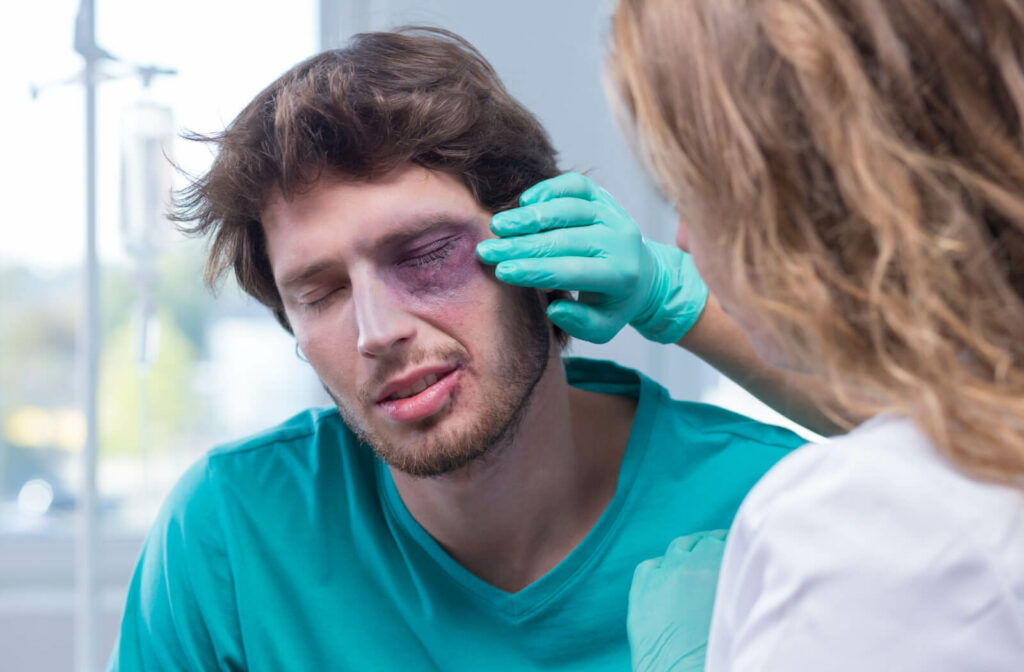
[1,2,320,669]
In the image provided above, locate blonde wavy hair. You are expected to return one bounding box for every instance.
[611,0,1024,485]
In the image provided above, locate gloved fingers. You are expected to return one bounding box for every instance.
[520,173,635,224]
[490,197,606,237]
[546,300,624,344]
[631,556,664,590]
[493,257,635,293]
[703,529,729,542]
[519,172,609,206]
[689,531,728,562]
[663,532,705,557]
[660,530,728,567]
[476,227,607,264]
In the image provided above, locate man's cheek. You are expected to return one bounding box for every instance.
[295,323,355,384]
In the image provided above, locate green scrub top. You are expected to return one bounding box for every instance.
[108,358,805,671]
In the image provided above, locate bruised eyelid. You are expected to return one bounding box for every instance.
[395,227,468,255]
[383,216,480,251]
[398,235,466,265]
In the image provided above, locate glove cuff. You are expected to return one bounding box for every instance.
[631,240,709,344]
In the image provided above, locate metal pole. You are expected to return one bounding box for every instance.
[75,1,101,668]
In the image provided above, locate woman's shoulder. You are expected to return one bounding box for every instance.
[728,413,1024,609]
[712,415,1024,669]
[712,413,1024,667]
[739,415,1023,539]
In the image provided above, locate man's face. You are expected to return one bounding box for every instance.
[262,165,552,477]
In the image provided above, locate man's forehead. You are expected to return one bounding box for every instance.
[262,166,487,230]
[262,165,492,281]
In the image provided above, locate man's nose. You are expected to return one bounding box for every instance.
[353,275,416,357]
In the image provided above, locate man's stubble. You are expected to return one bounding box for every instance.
[324,287,553,478]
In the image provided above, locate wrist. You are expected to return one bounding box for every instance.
[630,240,709,343]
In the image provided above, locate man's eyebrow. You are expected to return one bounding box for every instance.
[277,212,476,292]
[279,260,337,292]
[373,213,475,251]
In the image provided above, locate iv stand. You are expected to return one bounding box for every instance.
[74,3,104,669]
[28,2,176,669]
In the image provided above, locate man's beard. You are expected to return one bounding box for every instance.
[325,287,552,478]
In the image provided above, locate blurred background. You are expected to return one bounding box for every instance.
[0,1,813,670]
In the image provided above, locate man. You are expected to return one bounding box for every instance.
[109,28,809,671]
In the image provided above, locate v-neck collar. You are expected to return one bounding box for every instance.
[375,358,660,621]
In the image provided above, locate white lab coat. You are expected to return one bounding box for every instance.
[706,415,1024,671]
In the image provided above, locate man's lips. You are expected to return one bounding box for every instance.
[376,367,461,424]
[375,364,459,403]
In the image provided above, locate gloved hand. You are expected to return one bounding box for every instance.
[629,530,729,672]
[476,173,708,344]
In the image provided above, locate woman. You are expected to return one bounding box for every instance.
[478,0,1024,668]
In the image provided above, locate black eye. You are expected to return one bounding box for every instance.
[402,238,457,267]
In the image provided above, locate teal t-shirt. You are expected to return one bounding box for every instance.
[108,358,805,671]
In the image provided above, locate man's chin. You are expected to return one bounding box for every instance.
[329,374,539,479]
[380,442,491,479]
[356,417,501,478]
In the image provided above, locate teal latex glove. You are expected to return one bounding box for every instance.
[476,173,709,344]
[628,530,729,672]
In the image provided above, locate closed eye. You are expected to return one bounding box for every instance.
[303,286,347,314]
[400,238,458,268]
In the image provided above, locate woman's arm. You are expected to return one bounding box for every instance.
[678,295,849,436]
[477,173,851,436]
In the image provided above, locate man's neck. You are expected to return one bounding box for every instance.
[390,354,637,592]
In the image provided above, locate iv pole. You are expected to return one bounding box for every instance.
[38,2,175,669]
[72,2,104,669]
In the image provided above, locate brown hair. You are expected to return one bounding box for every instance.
[174,26,568,344]
[611,0,1024,484]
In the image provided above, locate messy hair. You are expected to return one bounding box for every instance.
[174,26,568,344]
[611,0,1024,483]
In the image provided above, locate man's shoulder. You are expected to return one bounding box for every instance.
[565,356,806,451]
[564,356,644,396]
[658,399,807,451]
[208,406,346,459]
[160,406,365,519]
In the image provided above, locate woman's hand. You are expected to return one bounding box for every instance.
[629,530,728,672]
[476,173,708,344]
